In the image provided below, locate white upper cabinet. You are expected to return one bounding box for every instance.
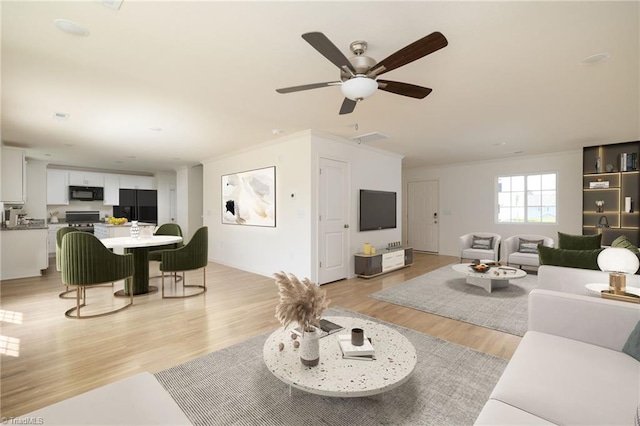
[103,174,120,205]
[119,175,155,190]
[46,169,70,205]
[69,170,104,187]
[1,147,26,203]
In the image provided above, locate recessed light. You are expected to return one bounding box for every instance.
[53,19,90,37]
[581,52,610,65]
[493,142,506,146]
[149,127,163,132]
[272,129,283,135]
[514,151,524,154]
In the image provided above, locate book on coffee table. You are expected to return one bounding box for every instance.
[338,334,375,357]
[293,319,344,338]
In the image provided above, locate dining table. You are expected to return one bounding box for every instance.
[101,235,183,296]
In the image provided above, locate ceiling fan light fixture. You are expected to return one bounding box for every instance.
[341,76,377,101]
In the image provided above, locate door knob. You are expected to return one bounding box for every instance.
[344,224,349,228]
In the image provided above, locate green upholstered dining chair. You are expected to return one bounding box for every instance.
[148,223,184,262]
[159,226,208,298]
[61,232,134,319]
[56,227,81,299]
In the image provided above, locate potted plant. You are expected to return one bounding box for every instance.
[273,271,329,366]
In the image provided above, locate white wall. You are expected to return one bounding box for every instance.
[203,132,312,279]
[24,160,48,220]
[310,132,403,280]
[403,150,583,257]
[155,171,177,225]
[202,129,403,282]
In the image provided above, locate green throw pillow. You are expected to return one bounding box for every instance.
[557,232,602,250]
[538,245,603,270]
[622,321,640,362]
[611,235,640,255]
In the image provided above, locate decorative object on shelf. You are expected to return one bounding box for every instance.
[597,247,640,295]
[222,166,275,227]
[596,216,610,228]
[620,153,628,172]
[605,163,614,172]
[595,156,601,173]
[625,197,633,213]
[589,181,610,189]
[363,243,371,255]
[371,246,376,254]
[49,211,59,224]
[595,200,604,213]
[273,271,329,367]
[130,221,139,238]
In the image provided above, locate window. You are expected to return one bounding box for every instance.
[497,173,557,223]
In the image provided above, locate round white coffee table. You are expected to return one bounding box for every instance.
[451,263,527,293]
[263,316,417,397]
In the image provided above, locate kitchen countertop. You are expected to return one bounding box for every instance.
[1,224,49,231]
[94,222,156,228]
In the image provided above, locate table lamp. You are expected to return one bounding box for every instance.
[597,247,640,295]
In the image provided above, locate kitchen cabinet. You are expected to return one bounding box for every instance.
[1,229,48,280]
[1,147,26,203]
[103,174,120,205]
[47,169,70,205]
[119,175,155,190]
[47,223,69,255]
[69,171,104,187]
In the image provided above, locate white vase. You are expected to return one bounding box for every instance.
[299,326,320,367]
[130,221,139,238]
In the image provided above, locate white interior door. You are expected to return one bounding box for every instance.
[318,158,349,284]
[407,180,439,252]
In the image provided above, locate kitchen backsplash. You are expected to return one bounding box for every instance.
[47,201,113,222]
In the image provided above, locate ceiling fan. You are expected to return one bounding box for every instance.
[276,31,448,115]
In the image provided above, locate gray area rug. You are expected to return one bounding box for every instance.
[155,307,507,426]
[371,264,537,336]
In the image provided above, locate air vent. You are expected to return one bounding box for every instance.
[99,0,123,10]
[349,132,389,144]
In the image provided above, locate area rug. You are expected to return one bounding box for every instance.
[155,306,507,426]
[370,264,537,336]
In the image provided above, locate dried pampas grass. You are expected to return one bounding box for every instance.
[273,271,329,331]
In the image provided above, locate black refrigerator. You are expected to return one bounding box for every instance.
[113,189,158,224]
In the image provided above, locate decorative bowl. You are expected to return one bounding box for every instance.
[470,264,490,273]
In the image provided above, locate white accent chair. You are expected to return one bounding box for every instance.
[502,235,554,268]
[459,233,502,262]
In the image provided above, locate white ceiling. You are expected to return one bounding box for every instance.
[2,1,639,173]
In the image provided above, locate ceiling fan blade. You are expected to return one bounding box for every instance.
[367,32,448,77]
[276,81,340,94]
[339,98,357,115]
[377,80,432,99]
[302,32,357,75]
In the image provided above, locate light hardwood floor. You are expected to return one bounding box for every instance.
[0,252,520,417]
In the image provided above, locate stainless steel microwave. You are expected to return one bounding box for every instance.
[69,186,104,201]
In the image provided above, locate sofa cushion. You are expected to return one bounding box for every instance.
[472,235,494,250]
[518,238,543,254]
[490,331,640,426]
[474,399,554,425]
[612,235,640,254]
[538,245,603,270]
[557,232,602,250]
[507,252,540,267]
[623,321,640,362]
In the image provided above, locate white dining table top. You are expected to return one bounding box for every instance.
[101,235,182,249]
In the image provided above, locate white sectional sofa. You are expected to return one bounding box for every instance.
[538,264,640,296]
[26,372,191,425]
[475,289,640,425]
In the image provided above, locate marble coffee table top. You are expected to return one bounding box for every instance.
[263,316,417,397]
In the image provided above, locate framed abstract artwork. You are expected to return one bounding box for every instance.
[222,166,276,227]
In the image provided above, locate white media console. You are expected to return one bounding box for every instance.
[354,247,413,278]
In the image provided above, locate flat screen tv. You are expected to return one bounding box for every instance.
[359,189,397,231]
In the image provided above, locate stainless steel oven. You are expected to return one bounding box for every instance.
[65,211,100,233]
